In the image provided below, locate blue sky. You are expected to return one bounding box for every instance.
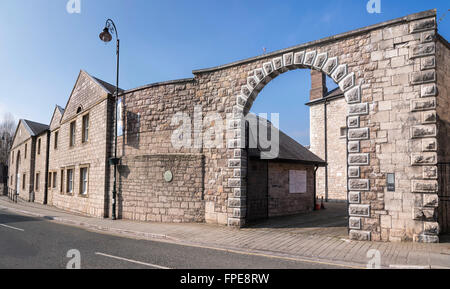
[0,0,448,145]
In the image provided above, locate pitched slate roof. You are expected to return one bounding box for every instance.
[92,76,124,95]
[56,105,65,115]
[247,115,326,165]
[305,87,344,106]
[22,119,49,136]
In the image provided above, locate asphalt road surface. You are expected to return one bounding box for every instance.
[0,208,347,269]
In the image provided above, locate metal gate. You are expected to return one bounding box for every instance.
[439,163,450,234]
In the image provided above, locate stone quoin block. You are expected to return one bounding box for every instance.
[411,124,437,138]
[414,234,439,243]
[236,95,247,107]
[347,116,360,128]
[349,192,361,204]
[410,43,435,59]
[409,18,436,33]
[411,98,436,112]
[423,166,438,179]
[303,51,317,66]
[348,179,370,191]
[423,194,439,207]
[421,56,436,70]
[228,178,242,188]
[293,51,305,65]
[247,76,258,89]
[322,57,338,75]
[263,62,274,75]
[272,57,283,71]
[348,154,369,166]
[283,52,294,67]
[424,222,440,235]
[422,111,436,124]
[349,217,361,230]
[421,84,437,97]
[348,128,369,140]
[411,152,437,166]
[254,68,266,82]
[349,204,371,217]
[411,180,438,193]
[228,159,241,168]
[412,207,436,221]
[422,138,437,152]
[313,52,328,69]
[348,141,360,153]
[241,85,251,98]
[410,70,436,84]
[345,86,361,104]
[348,103,369,116]
[350,230,371,241]
[339,72,355,92]
[228,198,245,208]
[421,30,436,43]
[331,64,347,83]
[348,166,360,178]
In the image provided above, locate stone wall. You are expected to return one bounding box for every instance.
[268,162,315,217]
[118,154,204,223]
[309,97,348,202]
[116,79,231,225]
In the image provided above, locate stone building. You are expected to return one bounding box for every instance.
[307,74,348,202]
[8,119,49,203]
[246,116,326,221]
[8,9,450,242]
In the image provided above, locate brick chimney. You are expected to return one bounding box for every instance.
[310,69,328,101]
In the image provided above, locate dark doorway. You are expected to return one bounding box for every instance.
[246,159,268,222]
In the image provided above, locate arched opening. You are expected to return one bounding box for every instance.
[239,60,353,237]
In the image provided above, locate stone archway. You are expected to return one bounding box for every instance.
[212,9,441,243]
[228,50,370,240]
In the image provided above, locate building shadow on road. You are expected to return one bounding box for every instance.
[245,202,348,238]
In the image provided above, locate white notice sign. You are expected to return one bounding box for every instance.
[289,170,307,194]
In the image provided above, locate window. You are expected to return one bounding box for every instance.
[70,121,76,147]
[82,114,89,143]
[60,169,64,193]
[80,167,88,195]
[24,143,27,159]
[53,172,57,189]
[37,138,41,155]
[22,174,26,190]
[67,169,73,194]
[54,131,59,149]
[35,173,40,191]
[12,151,14,164]
[48,172,52,188]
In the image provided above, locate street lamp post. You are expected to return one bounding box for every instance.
[99,19,120,220]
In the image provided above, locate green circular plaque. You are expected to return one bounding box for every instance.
[164,170,173,183]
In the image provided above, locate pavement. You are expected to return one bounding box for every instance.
[0,196,449,269]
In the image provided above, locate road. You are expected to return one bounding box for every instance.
[0,208,348,269]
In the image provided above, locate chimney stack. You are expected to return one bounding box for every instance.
[310,70,328,101]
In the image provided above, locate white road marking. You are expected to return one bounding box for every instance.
[389,264,431,269]
[95,252,171,269]
[0,224,24,232]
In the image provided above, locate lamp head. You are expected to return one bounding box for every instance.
[99,27,112,43]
